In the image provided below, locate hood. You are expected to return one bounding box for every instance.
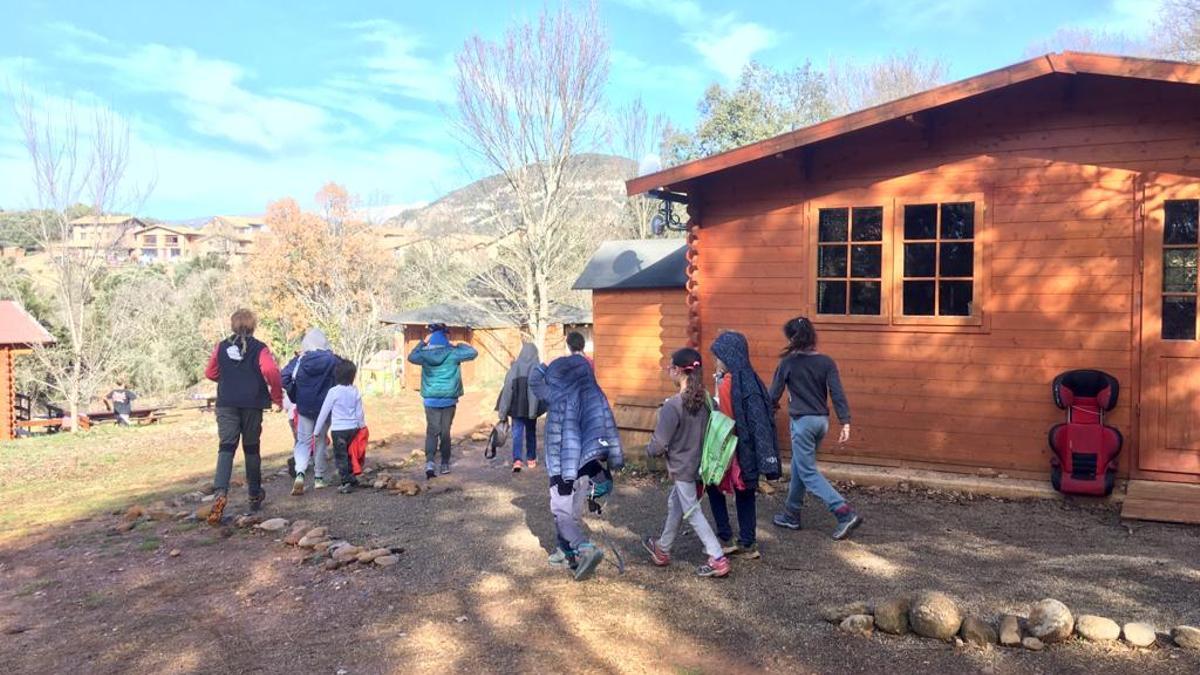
[427,329,450,347]
[544,353,596,391]
[511,343,540,376]
[301,328,331,353]
[711,331,752,373]
[299,348,338,376]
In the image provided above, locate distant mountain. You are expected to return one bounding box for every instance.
[387,153,636,236]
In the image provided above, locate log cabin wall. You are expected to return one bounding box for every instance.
[691,73,1200,479]
[593,288,687,401]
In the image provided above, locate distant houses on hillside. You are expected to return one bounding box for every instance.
[55,214,268,266]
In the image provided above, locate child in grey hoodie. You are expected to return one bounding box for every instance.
[314,359,366,493]
[642,348,731,578]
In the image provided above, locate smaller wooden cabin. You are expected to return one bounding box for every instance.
[0,301,55,440]
[573,239,688,452]
[383,302,591,392]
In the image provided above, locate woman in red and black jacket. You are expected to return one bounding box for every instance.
[203,309,283,525]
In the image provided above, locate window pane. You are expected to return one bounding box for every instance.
[851,207,883,241]
[904,204,937,239]
[1165,200,1199,245]
[1163,296,1197,340]
[1164,249,1199,293]
[818,245,847,277]
[819,208,849,242]
[939,281,973,316]
[850,281,881,315]
[904,243,936,277]
[903,280,935,315]
[939,242,974,277]
[850,244,882,278]
[817,280,848,314]
[940,202,975,239]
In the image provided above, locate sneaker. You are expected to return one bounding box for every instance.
[730,542,761,560]
[641,536,671,567]
[248,489,265,513]
[696,555,731,578]
[313,477,327,490]
[547,547,571,568]
[425,462,436,479]
[573,542,604,581]
[291,473,305,496]
[719,539,738,556]
[526,459,537,470]
[439,463,450,475]
[337,482,354,494]
[832,509,863,541]
[206,492,228,526]
[772,511,802,530]
[512,460,523,473]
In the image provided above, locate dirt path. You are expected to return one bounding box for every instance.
[2,411,1200,674]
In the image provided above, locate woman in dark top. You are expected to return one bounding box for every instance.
[768,317,863,540]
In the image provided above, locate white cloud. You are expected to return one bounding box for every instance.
[343,19,455,103]
[853,0,985,31]
[1073,0,1163,37]
[612,1,777,80]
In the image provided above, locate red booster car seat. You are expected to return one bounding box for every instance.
[1048,369,1123,496]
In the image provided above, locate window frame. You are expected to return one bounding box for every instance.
[806,198,893,325]
[1161,198,1199,341]
[891,194,987,328]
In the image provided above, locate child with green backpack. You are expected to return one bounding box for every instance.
[642,348,732,578]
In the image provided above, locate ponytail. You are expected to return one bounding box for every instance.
[671,347,706,414]
[781,316,817,357]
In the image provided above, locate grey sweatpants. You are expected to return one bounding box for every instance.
[549,475,592,552]
[659,480,725,560]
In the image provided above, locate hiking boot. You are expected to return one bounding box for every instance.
[512,460,523,473]
[832,508,863,541]
[641,536,671,567]
[547,547,571,569]
[720,539,738,556]
[772,510,802,530]
[337,482,354,494]
[696,555,731,578]
[573,542,604,581]
[207,492,228,526]
[439,463,450,475]
[730,542,761,560]
[291,472,305,496]
[425,462,436,479]
[526,459,537,470]
[248,489,265,513]
[313,477,327,490]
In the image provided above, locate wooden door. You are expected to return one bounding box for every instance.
[1139,174,1200,476]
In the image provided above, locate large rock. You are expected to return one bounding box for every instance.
[1075,615,1120,642]
[332,545,364,564]
[357,548,392,564]
[961,616,998,646]
[999,615,1022,647]
[146,502,175,521]
[909,592,963,642]
[256,518,289,532]
[1028,599,1074,643]
[1122,622,1157,648]
[390,480,421,496]
[298,535,328,549]
[1022,637,1044,651]
[374,555,400,567]
[1172,625,1200,650]
[839,614,874,637]
[874,596,911,635]
[820,601,872,624]
[123,505,145,521]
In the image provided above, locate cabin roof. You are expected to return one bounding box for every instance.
[572,239,688,290]
[382,301,591,329]
[0,301,55,347]
[627,51,1200,196]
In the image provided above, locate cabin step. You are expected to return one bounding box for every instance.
[1121,480,1200,524]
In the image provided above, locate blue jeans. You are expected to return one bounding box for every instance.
[512,417,537,461]
[785,416,846,514]
[706,485,757,546]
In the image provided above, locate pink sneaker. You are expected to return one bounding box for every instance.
[697,556,731,578]
[641,536,671,567]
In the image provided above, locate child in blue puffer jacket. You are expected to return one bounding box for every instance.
[530,352,623,582]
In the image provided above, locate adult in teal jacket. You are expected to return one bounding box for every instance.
[408,324,478,478]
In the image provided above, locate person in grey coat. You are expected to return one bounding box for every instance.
[497,343,545,472]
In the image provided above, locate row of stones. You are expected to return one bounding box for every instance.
[826,592,1199,651]
[256,518,402,569]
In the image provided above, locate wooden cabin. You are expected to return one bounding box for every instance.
[382,302,591,393]
[0,301,55,440]
[626,52,1200,523]
[573,239,689,451]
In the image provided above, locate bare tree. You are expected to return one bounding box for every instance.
[450,2,610,352]
[1025,27,1152,58]
[1156,0,1200,61]
[614,97,666,238]
[15,95,152,430]
[826,51,949,114]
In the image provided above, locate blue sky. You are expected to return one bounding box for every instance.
[0,0,1162,220]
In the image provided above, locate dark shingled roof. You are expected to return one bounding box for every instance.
[572,239,687,290]
[381,301,591,329]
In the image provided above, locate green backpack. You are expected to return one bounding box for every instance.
[699,396,738,486]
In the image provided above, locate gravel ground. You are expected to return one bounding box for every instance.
[2,427,1199,674]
